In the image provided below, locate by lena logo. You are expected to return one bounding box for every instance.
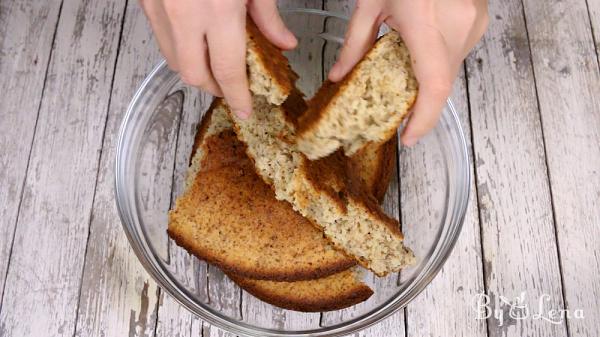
[472,291,584,326]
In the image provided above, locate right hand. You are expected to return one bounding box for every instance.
[139,0,297,119]
[328,0,488,146]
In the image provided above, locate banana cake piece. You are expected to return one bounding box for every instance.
[169,97,398,281]
[169,101,355,281]
[246,18,297,105]
[296,31,418,160]
[228,91,415,276]
[228,24,415,276]
[229,268,373,312]
[168,98,387,311]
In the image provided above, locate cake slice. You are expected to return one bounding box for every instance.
[229,91,415,276]
[296,31,418,159]
[246,18,297,105]
[350,137,397,203]
[169,101,354,281]
[169,98,384,311]
[169,97,398,281]
[230,23,415,276]
[229,268,373,312]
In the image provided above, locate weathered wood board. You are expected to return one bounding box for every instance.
[0,0,128,336]
[522,0,600,334]
[0,0,64,305]
[466,0,569,336]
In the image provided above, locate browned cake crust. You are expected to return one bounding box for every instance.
[296,31,417,160]
[228,269,373,312]
[349,136,398,203]
[228,93,414,275]
[169,128,356,281]
[297,78,343,135]
[298,148,403,239]
[189,98,221,163]
[283,89,397,204]
[229,26,415,274]
[246,18,298,104]
[169,96,398,284]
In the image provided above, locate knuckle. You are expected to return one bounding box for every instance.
[356,0,383,11]
[212,63,242,84]
[425,79,453,97]
[180,71,205,87]
[210,0,239,14]
[162,0,182,17]
[460,3,479,25]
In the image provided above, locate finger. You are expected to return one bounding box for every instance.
[140,0,179,70]
[165,0,222,96]
[175,32,222,96]
[387,22,453,146]
[248,0,297,50]
[207,4,252,119]
[328,0,386,82]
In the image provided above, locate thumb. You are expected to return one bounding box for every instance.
[248,0,297,50]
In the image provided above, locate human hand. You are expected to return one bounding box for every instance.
[328,0,488,146]
[139,0,297,118]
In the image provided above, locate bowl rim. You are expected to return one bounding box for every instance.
[115,8,471,337]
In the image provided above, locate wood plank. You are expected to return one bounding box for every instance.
[155,85,211,337]
[0,0,63,303]
[155,87,212,336]
[465,1,568,336]
[521,0,600,334]
[0,0,128,336]
[72,2,166,335]
[401,68,488,337]
[585,0,600,67]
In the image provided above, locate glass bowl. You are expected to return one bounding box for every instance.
[116,8,470,337]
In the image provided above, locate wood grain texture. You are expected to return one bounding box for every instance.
[522,0,600,334]
[155,86,212,337]
[585,0,600,68]
[402,68,488,337]
[466,1,568,336]
[0,0,63,304]
[0,0,127,336]
[71,3,169,337]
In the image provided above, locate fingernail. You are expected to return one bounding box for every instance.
[402,135,418,147]
[234,109,251,120]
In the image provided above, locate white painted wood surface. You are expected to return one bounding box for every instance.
[522,0,600,334]
[0,0,599,336]
[0,0,63,305]
[0,0,127,336]
[466,0,570,336]
[155,87,211,337]
[73,2,162,336]
[585,0,600,67]
[402,68,487,337]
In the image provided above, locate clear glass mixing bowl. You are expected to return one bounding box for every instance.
[115,8,470,337]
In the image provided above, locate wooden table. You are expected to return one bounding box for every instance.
[1,0,599,336]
